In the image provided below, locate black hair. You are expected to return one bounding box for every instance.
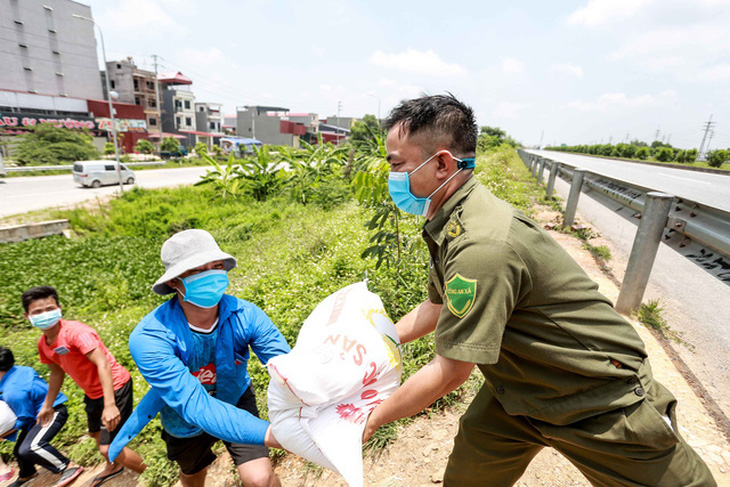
[0,347,14,372]
[21,286,59,313]
[383,93,478,156]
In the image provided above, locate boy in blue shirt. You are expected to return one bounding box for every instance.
[0,347,83,487]
[109,229,290,487]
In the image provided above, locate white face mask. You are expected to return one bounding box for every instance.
[29,308,62,330]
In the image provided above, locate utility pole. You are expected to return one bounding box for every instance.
[336,101,343,144]
[707,129,715,154]
[654,128,661,141]
[608,136,613,145]
[625,133,630,142]
[697,115,715,160]
[666,134,671,145]
[152,54,163,149]
[539,130,544,149]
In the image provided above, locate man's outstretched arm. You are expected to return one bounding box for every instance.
[363,353,474,442]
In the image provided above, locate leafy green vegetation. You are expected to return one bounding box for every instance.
[14,123,99,166]
[0,137,540,485]
[135,139,155,154]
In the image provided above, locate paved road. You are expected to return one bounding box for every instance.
[549,172,730,420]
[528,150,730,212]
[0,166,212,218]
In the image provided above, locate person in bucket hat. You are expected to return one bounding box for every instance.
[110,229,290,487]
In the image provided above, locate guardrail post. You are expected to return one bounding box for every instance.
[615,192,674,314]
[531,158,539,178]
[563,168,586,227]
[546,162,559,197]
[537,159,546,184]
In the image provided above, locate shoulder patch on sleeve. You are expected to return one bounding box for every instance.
[445,273,477,318]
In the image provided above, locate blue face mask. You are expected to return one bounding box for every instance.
[30,308,62,330]
[179,269,229,308]
[388,151,476,216]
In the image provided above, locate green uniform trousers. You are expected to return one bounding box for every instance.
[444,381,716,486]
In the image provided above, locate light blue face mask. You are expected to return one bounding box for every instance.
[29,308,62,330]
[179,269,229,308]
[388,151,476,216]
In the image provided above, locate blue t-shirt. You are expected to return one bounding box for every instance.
[161,324,219,437]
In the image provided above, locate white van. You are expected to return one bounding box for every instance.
[72,161,135,188]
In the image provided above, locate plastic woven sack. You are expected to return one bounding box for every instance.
[0,400,17,436]
[267,281,402,487]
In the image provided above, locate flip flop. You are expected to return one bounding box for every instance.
[55,466,84,487]
[91,466,124,487]
[8,472,38,487]
[0,469,15,482]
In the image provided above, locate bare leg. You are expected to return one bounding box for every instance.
[179,467,207,487]
[236,457,280,487]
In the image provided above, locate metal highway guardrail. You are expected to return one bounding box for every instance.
[517,149,730,312]
[4,161,165,173]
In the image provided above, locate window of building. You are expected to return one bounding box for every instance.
[147,81,154,90]
[210,122,216,130]
[135,97,140,105]
[149,117,157,126]
[117,63,122,69]
[148,98,156,108]
[185,117,192,126]
[110,80,115,89]
[175,100,182,110]
[133,79,139,90]
[200,106,205,112]
[184,100,191,109]
[176,117,180,126]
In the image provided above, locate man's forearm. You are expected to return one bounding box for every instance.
[367,355,473,433]
[43,367,65,408]
[97,361,116,406]
[396,300,442,344]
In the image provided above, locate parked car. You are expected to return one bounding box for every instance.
[72,161,135,188]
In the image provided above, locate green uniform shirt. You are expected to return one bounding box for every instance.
[424,177,654,425]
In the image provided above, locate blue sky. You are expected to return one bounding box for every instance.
[80,0,730,149]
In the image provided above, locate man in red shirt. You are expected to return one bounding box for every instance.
[22,286,146,486]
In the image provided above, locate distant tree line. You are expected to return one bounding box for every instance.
[545,140,729,168]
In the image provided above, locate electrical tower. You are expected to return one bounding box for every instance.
[697,114,715,161]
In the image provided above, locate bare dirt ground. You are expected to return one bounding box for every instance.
[5,206,730,487]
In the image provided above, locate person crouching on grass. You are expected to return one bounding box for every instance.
[21,286,146,487]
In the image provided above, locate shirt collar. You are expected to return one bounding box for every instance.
[0,365,16,388]
[424,176,479,243]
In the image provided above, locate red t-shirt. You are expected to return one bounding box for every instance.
[37,319,130,400]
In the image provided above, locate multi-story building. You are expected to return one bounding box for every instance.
[195,102,222,134]
[158,71,195,140]
[105,57,160,133]
[0,0,104,100]
[236,106,307,147]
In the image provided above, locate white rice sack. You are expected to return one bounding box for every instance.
[267,281,402,487]
[0,400,17,436]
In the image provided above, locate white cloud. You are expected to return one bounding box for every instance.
[610,25,730,61]
[567,0,657,27]
[378,78,396,87]
[501,58,524,74]
[178,48,227,66]
[701,64,730,81]
[101,0,176,30]
[369,49,467,76]
[492,102,527,119]
[552,64,584,78]
[568,91,677,112]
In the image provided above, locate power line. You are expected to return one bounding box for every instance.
[697,114,715,160]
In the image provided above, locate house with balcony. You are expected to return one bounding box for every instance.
[105,57,160,133]
[157,71,195,146]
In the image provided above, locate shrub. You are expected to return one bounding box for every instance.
[135,139,155,154]
[654,147,674,162]
[635,147,650,160]
[706,149,728,168]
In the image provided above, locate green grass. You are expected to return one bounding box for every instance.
[0,145,541,485]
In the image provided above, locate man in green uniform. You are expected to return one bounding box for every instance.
[362,94,715,486]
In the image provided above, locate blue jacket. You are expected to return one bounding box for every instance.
[0,365,67,441]
[108,295,290,461]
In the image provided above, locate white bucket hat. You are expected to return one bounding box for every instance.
[152,229,237,295]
